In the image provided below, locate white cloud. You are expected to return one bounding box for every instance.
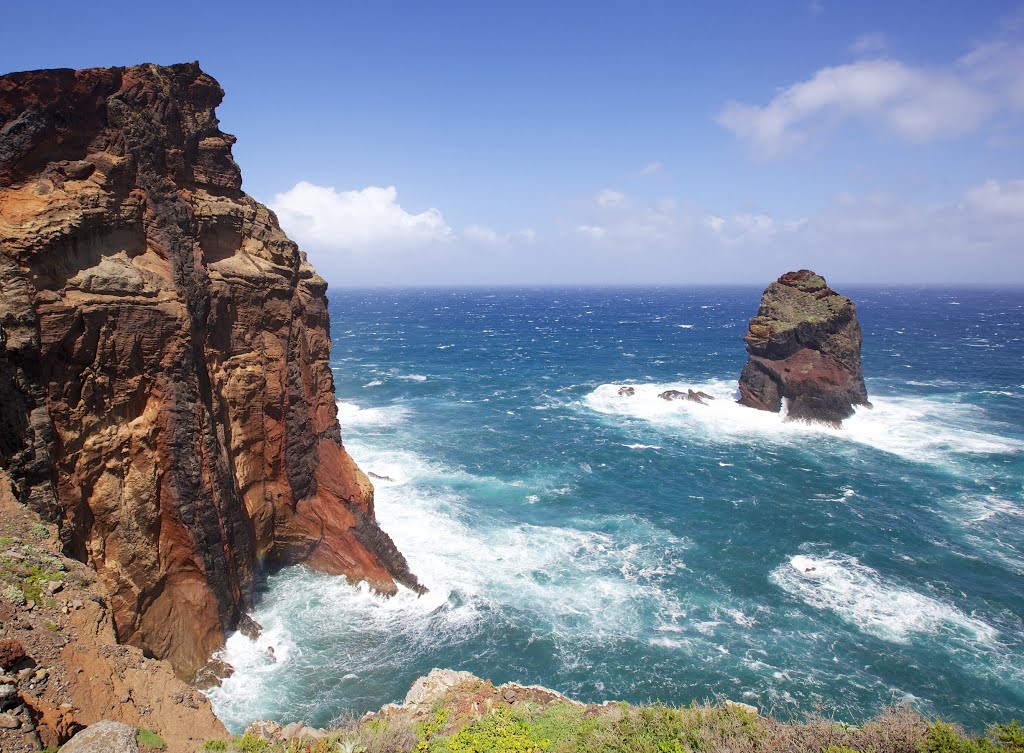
[962,178,1024,217]
[596,189,627,207]
[718,33,1024,159]
[634,161,664,177]
[850,32,888,56]
[960,40,1024,111]
[463,224,500,244]
[271,181,452,251]
[562,178,1022,282]
[464,224,538,245]
[718,58,991,157]
[576,224,607,240]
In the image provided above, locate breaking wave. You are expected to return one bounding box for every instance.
[582,382,1021,467]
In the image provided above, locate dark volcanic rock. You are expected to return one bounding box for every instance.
[618,386,635,396]
[0,62,422,677]
[738,270,869,426]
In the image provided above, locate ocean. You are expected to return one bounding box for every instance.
[207,286,1024,733]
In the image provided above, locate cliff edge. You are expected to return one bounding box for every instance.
[738,270,869,426]
[0,61,423,679]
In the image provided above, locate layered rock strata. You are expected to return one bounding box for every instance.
[738,270,869,425]
[0,62,423,678]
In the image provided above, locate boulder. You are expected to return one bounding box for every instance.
[404,668,479,707]
[617,386,635,396]
[60,720,138,753]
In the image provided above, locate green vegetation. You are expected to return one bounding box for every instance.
[416,708,451,749]
[433,707,550,752]
[183,701,1024,753]
[203,737,348,753]
[2,583,24,605]
[137,728,167,750]
[237,733,272,753]
[29,522,49,539]
[334,702,1021,753]
[0,544,65,606]
[919,721,1024,753]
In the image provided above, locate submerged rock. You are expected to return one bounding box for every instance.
[658,388,712,405]
[618,386,635,397]
[738,270,869,426]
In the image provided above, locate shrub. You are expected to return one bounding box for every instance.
[137,728,167,750]
[30,522,49,539]
[237,733,273,753]
[989,723,1024,753]
[2,584,24,605]
[202,742,228,752]
[432,708,550,753]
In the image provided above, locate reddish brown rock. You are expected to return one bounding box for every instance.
[738,270,870,426]
[0,638,26,670]
[0,62,423,678]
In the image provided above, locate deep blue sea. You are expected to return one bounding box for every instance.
[209,286,1024,733]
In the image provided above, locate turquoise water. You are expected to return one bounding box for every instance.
[208,286,1024,732]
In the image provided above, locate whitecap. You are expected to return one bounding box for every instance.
[336,400,410,428]
[949,494,1024,525]
[769,552,997,646]
[581,382,1022,468]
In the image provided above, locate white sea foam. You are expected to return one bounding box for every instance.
[336,400,410,428]
[397,373,428,382]
[582,382,1022,467]
[955,495,1024,525]
[210,437,692,728]
[770,552,997,646]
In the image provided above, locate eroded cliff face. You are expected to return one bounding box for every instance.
[738,270,870,426]
[0,62,422,678]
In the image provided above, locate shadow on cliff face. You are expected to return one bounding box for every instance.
[0,61,421,679]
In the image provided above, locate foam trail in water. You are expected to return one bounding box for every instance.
[769,552,997,646]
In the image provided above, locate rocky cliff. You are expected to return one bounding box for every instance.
[0,62,423,679]
[738,270,869,426]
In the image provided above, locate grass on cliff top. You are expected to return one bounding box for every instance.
[206,704,1024,753]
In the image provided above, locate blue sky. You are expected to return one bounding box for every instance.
[4,1,1023,285]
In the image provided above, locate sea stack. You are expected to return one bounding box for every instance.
[0,62,423,678]
[738,270,869,426]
